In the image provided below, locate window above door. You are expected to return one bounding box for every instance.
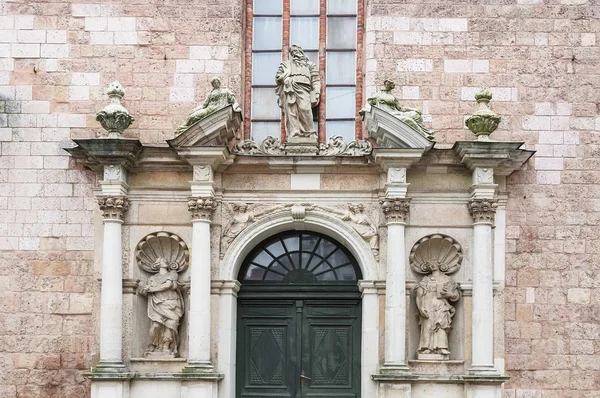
[245,0,364,143]
[239,231,362,283]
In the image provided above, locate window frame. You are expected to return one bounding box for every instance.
[244,0,364,143]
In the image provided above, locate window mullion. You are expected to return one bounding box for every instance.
[318,0,327,144]
[355,0,364,139]
[280,0,290,143]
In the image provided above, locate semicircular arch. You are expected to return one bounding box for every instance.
[220,209,378,281]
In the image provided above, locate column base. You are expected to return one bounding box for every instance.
[380,362,412,374]
[183,361,217,375]
[467,365,502,377]
[85,362,133,380]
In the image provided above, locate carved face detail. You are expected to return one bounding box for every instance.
[383,79,395,91]
[211,77,221,89]
[238,204,248,213]
[349,204,364,214]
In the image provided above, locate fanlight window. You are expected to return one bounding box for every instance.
[240,232,360,282]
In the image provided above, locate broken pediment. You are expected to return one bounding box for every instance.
[362,106,435,150]
[167,105,242,150]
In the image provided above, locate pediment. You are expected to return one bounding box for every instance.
[167,105,242,149]
[362,106,434,150]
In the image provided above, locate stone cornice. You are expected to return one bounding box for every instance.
[188,197,218,221]
[98,196,129,221]
[380,198,411,224]
[453,141,535,176]
[468,198,498,224]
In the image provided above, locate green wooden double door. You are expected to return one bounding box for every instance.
[236,297,362,398]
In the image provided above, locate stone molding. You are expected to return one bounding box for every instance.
[98,196,129,221]
[468,198,498,224]
[188,197,218,221]
[235,135,372,156]
[380,198,411,223]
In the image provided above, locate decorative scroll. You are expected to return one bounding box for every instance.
[234,136,372,157]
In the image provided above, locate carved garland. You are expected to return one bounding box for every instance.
[467,198,498,223]
[234,135,373,156]
[98,196,129,221]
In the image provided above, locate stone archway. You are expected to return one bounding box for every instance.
[216,208,380,398]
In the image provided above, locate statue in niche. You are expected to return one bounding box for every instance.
[175,77,242,135]
[312,204,379,258]
[136,232,189,357]
[276,44,321,139]
[410,234,462,360]
[361,79,434,139]
[221,203,292,256]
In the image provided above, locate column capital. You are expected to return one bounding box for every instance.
[468,198,498,224]
[188,197,218,221]
[98,196,129,221]
[380,198,411,224]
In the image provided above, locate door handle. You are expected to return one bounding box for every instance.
[300,370,311,387]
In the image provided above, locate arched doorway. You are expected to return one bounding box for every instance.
[236,231,362,398]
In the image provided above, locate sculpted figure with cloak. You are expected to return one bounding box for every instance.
[276,44,321,139]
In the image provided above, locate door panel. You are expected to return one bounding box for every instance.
[302,301,360,398]
[237,299,361,398]
[237,300,297,397]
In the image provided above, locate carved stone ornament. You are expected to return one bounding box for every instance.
[235,135,372,157]
[96,81,135,138]
[380,198,410,223]
[475,167,494,184]
[235,137,286,156]
[318,136,373,156]
[188,197,218,221]
[220,202,292,257]
[136,232,188,357]
[465,88,501,141]
[311,203,379,258]
[468,198,498,223]
[410,234,462,360]
[97,196,129,220]
[175,77,242,135]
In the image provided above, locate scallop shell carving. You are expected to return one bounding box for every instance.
[136,232,189,274]
[409,234,463,275]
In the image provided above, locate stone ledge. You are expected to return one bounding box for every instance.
[84,371,223,381]
[372,373,509,384]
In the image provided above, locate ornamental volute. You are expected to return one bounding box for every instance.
[188,197,218,221]
[380,198,411,223]
[98,196,129,221]
[467,198,498,224]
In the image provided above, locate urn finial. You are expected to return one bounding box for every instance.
[465,88,500,141]
[96,81,134,138]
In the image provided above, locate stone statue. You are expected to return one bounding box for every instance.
[175,77,242,135]
[221,203,291,256]
[136,232,189,357]
[361,80,434,139]
[139,257,185,357]
[410,234,463,360]
[276,44,321,139]
[313,204,379,257]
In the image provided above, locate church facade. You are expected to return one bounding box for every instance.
[0,1,599,398]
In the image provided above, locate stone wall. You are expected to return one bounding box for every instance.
[0,0,599,397]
